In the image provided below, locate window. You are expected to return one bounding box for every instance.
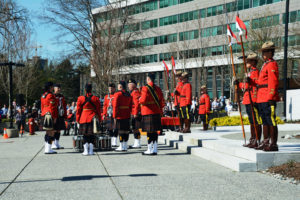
[290,11,297,23]
[200,8,206,18]
[259,0,266,6]
[252,0,259,7]
[212,6,217,16]
[238,0,243,11]
[141,1,158,13]
[179,30,198,41]
[207,7,212,17]
[141,19,158,30]
[160,14,178,26]
[244,0,250,9]
[159,0,178,8]
[217,5,224,15]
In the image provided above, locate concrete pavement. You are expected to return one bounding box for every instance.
[0,131,299,200]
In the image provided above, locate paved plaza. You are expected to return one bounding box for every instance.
[0,129,299,200]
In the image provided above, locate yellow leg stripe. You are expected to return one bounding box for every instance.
[180,108,184,118]
[206,114,208,124]
[186,107,189,120]
[270,105,276,126]
[253,107,262,125]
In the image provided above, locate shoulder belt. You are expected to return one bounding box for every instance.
[145,85,160,110]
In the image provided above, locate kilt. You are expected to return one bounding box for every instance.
[105,116,114,131]
[180,106,191,120]
[54,116,66,131]
[131,115,142,133]
[79,122,93,135]
[115,118,130,131]
[142,114,161,133]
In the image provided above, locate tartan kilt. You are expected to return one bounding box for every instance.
[142,114,161,133]
[79,122,93,136]
[115,118,130,131]
[131,115,142,133]
[105,116,114,131]
[54,116,66,131]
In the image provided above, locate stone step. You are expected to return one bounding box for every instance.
[191,147,257,172]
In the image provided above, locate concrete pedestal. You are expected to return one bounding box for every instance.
[6,129,19,138]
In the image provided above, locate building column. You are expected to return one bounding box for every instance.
[197,68,202,97]
[212,67,217,98]
[221,67,224,96]
[192,68,196,97]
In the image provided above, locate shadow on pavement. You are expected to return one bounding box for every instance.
[0,174,158,185]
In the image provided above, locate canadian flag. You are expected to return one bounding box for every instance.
[227,25,238,41]
[162,60,170,77]
[171,56,176,74]
[236,15,248,39]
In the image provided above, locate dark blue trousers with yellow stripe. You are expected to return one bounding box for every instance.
[257,102,277,126]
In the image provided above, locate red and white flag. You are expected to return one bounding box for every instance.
[236,15,248,39]
[227,24,238,45]
[162,60,170,77]
[171,56,176,74]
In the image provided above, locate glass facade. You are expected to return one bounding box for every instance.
[283,10,300,24]
[252,15,280,29]
[141,19,158,30]
[179,30,199,41]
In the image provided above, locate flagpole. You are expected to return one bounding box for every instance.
[228,36,246,144]
[163,62,177,130]
[239,35,259,144]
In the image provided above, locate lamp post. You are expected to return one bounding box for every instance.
[0,62,25,128]
[283,0,290,121]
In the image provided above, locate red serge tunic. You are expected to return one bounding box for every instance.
[139,81,165,116]
[253,59,279,103]
[76,93,101,124]
[238,67,259,105]
[179,83,192,107]
[41,92,58,119]
[131,88,141,116]
[113,90,132,120]
[198,93,211,115]
[174,81,183,106]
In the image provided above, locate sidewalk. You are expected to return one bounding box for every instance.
[0,131,299,200]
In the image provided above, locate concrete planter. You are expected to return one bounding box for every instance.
[6,129,19,138]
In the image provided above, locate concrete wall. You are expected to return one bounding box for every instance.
[287,89,300,121]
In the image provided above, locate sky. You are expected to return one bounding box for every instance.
[18,0,70,60]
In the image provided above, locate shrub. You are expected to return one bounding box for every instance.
[209,116,284,127]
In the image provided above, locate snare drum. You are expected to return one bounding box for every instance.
[96,135,112,151]
[73,135,84,152]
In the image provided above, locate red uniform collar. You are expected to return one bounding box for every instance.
[148,81,154,87]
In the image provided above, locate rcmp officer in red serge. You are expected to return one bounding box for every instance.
[179,72,192,133]
[250,42,279,151]
[41,82,58,154]
[198,86,210,131]
[140,73,164,155]
[173,71,183,132]
[76,84,101,156]
[235,53,262,148]
[52,84,67,150]
[102,83,118,147]
[113,81,132,152]
[128,79,142,149]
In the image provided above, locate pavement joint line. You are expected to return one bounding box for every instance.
[0,145,44,197]
[96,151,124,200]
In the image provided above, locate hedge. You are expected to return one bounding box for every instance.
[209,116,284,127]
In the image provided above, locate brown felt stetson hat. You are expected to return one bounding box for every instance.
[246,53,258,61]
[176,71,182,77]
[201,85,207,89]
[181,72,189,78]
[258,41,276,52]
